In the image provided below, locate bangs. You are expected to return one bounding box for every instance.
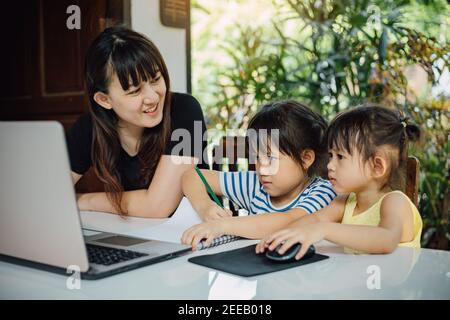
[248,104,282,155]
[248,104,280,132]
[327,109,373,158]
[109,40,161,91]
[247,130,281,160]
[248,133,272,156]
[327,124,359,155]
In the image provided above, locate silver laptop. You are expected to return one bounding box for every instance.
[0,121,191,280]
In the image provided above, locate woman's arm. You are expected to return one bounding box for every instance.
[77,155,196,218]
[181,169,232,221]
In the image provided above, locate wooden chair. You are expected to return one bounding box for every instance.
[211,136,255,172]
[211,136,255,215]
[405,156,420,207]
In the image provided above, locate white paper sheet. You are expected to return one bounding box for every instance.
[80,210,166,234]
[124,197,202,243]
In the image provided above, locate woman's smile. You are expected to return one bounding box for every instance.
[143,104,158,115]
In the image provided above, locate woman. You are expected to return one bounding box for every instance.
[67,26,208,217]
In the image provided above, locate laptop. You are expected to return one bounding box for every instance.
[0,121,191,280]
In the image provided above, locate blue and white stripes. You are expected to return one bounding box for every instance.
[219,171,336,215]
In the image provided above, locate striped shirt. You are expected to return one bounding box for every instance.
[219,171,336,215]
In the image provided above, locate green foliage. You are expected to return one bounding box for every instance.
[409,100,449,249]
[204,25,290,130]
[192,0,449,249]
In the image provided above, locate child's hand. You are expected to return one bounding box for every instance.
[199,203,233,222]
[181,220,228,250]
[263,223,326,260]
[255,236,271,254]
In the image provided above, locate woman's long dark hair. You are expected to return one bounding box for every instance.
[84,26,172,215]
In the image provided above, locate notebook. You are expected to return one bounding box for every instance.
[124,198,241,249]
[197,234,241,250]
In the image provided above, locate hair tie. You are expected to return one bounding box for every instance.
[399,115,409,128]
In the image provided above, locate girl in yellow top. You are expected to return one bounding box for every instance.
[256,105,423,258]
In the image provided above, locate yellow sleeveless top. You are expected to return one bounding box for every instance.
[341,191,422,253]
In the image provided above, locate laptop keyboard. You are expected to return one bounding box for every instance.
[86,244,149,266]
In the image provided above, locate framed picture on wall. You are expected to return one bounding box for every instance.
[160,0,187,28]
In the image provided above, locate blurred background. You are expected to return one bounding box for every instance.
[0,0,448,250]
[191,0,449,250]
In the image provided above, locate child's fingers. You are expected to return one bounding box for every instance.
[265,230,288,248]
[256,236,272,253]
[264,234,276,245]
[181,227,194,245]
[203,234,215,248]
[255,241,265,253]
[216,209,230,218]
[191,233,206,251]
[295,242,312,260]
[267,237,284,251]
[267,231,290,251]
[255,243,260,253]
[278,238,298,255]
[260,244,268,253]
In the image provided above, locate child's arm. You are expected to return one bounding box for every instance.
[181,194,349,250]
[181,208,310,250]
[181,190,345,250]
[265,193,410,259]
[256,194,347,253]
[181,168,232,221]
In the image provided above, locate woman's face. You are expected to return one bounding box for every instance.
[97,71,167,131]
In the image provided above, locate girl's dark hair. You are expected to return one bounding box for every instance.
[327,104,421,190]
[247,100,328,177]
[84,25,172,215]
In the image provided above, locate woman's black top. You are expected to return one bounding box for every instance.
[66,92,209,190]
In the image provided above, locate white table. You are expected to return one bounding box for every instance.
[1,211,449,299]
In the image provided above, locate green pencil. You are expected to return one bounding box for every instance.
[194,166,224,209]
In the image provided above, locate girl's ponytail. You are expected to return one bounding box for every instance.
[405,123,421,142]
[400,116,421,142]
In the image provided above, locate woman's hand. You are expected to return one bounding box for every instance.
[181,219,230,250]
[198,202,233,222]
[257,222,326,260]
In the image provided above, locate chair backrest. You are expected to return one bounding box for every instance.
[211,136,255,172]
[405,156,420,207]
[211,136,255,216]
